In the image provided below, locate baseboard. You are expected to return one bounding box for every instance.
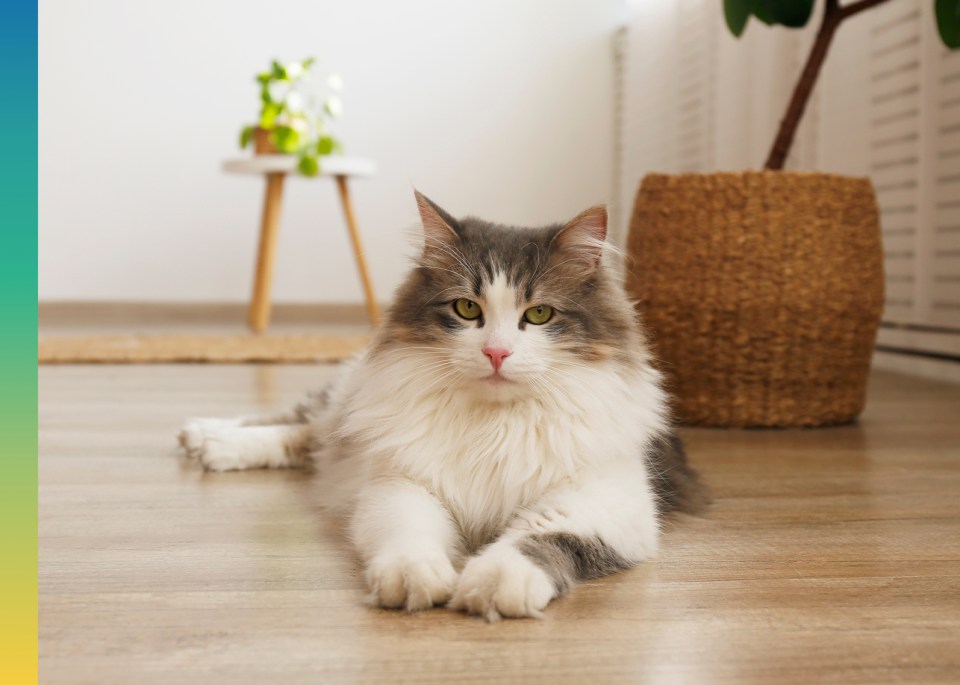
[39,301,378,328]
[872,350,960,384]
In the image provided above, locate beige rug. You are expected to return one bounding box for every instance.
[38,334,371,364]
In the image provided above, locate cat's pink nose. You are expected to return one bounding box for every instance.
[482,347,512,372]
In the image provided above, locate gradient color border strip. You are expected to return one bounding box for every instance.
[1,0,38,682]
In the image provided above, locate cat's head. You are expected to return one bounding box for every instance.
[377,191,639,402]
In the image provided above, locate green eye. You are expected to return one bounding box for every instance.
[453,298,482,320]
[524,304,554,325]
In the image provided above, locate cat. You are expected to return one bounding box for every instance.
[178,191,705,620]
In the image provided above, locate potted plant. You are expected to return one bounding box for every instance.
[625,0,959,427]
[239,57,344,176]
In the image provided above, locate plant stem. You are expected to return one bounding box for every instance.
[764,0,892,170]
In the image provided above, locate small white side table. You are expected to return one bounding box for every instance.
[222,155,379,332]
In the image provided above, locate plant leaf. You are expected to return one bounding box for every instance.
[259,102,281,129]
[316,135,335,155]
[298,154,319,176]
[751,0,776,25]
[936,0,960,48]
[239,125,254,149]
[270,125,301,154]
[764,0,814,27]
[724,0,752,36]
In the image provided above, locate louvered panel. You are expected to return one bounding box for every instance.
[870,0,923,326]
[929,41,960,326]
[674,0,714,174]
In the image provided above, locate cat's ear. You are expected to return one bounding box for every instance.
[414,190,459,248]
[552,205,607,271]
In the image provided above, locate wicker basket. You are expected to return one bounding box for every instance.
[625,171,884,427]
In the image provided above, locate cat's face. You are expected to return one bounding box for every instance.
[380,192,635,402]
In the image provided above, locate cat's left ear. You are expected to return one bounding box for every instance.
[414,190,460,247]
[552,205,607,271]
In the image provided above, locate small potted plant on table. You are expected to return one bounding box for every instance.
[239,57,343,176]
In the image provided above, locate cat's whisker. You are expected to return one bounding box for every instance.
[535,256,587,282]
[417,262,473,283]
[414,367,465,398]
[543,367,610,410]
[423,237,479,279]
[550,358,612,375]
[412,285,471,317]
[381,345,458,354]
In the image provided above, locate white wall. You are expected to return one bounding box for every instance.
[39,0,625,303]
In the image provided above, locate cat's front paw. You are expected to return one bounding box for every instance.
[365,551,459,612]
[449,544,556,621]
[178,418,240,461]
[177,420,207,459]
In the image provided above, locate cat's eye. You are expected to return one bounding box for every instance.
[453,298,482,320]
[523,305,553,325]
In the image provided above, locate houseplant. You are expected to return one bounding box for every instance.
[239,57,343,176]
[625,0,959,427]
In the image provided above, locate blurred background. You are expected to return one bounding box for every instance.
[38,0,959,383]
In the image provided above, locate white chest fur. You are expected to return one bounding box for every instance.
[334,354,668,547]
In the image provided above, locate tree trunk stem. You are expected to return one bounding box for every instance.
[764,0,892,170]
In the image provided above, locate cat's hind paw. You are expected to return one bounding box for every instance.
[449,544,556,621]
[365,551,459,612]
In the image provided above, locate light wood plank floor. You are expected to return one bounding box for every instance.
[39,365,960,684]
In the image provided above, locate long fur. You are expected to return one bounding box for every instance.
[179,193,705,620]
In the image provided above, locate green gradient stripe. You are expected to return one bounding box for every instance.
[1,0,38,683]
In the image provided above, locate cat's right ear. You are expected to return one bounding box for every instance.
[415,190,459,248]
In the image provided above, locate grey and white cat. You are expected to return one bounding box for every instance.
[179,191,704,620]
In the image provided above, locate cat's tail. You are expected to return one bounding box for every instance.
[647,433,710,515]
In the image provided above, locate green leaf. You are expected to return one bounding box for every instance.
[239,125,254,149]
[256,72,271,85]
[724,0,752,36]
[764,0,814,28]
[298,154,319,176]
[936,0,960,48]
[302,57,316,71]
[270,125,301,153]
[259,102,281,129]
[271,60,288,80]
[751,0,775,25]
[316,135,335,155]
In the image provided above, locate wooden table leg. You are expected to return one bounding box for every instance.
[334,175,380,326]
[248,172,286,333]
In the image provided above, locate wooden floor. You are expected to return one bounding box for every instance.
[39,365,960,684]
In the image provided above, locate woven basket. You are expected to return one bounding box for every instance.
[625,171,884,427]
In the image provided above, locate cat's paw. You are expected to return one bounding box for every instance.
[177,419,248,469]
[194,434,248,472]
[365,551,459,612]
[449,543,556,621]
[177,420,207,459]
[178,418,239,458]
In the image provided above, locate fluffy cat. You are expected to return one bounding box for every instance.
[178,191,704,620]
